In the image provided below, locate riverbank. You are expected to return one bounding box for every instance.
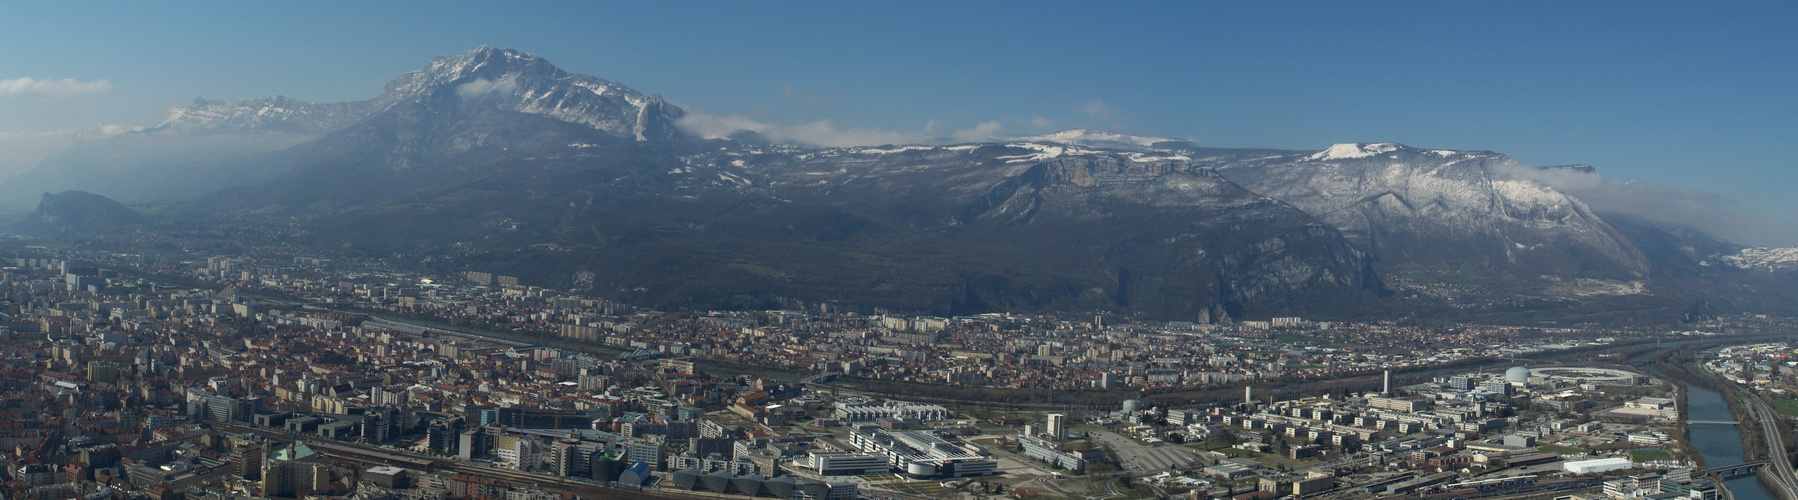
[1652,350,1784,500]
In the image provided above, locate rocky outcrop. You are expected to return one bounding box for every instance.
[10,191,146,236]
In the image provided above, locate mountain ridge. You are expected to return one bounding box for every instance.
[0,46,687,210]
[2,46,1792,322]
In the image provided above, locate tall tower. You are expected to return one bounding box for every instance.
[1244,386,1252,405]
[1046,413,1067,441]
[1383,370,1391,395]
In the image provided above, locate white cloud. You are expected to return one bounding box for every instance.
[0,77,113,98]
[1083,100,1112,119]
[673,112,776,139]
[1491,162,1769,244]
[1029,116,1054,128]
[455,75,518,98]
[675,110,1010,148]
[950,121,1004,143]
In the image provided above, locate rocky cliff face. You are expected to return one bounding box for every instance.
[369,46,685,142]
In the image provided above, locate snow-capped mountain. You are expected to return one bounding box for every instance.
[0,47,689,208]
[151,46,684,142]
[372,46,684,141]
[7,46,1795,321]
[1209,143,1648,279]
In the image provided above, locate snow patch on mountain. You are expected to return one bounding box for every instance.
[1307,143,1403,161]
[154,96,370,134]
[856,145,941,155]
[1491,178,1579,212]
[380,46,679,140]
[1722,247,1798,271]
[1215,145,1648,278]
[988,142,1190,164]
[149,47,682,143]
[997,143,1088,163]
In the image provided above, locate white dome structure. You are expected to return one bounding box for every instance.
[1505,366,1531,383]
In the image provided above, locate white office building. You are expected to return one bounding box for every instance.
[807,452,890,476]
[834,401,952,423]
[848,427,997,478]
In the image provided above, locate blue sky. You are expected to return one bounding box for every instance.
[2,1,1794,243]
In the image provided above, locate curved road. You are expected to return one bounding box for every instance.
[1033,476,1085,498]
[1735,387,1798,500]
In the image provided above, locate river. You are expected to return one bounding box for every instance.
[1685,383,1777,500]
[1625,340,1778,500]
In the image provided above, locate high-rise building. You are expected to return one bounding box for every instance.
[1046,414,1066,441]
[626,436,666,471]
[262,461,329,497]
[550,440,583,477]
[229,442,265,480]
[370,386,409,407]
[428,418,463,455]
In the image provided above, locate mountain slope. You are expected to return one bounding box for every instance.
[10,191,147,236]
[12,47,1793,323]
[152,95,375,134]
[0,46,686,211]
[375,46,685,142]
[266,141,1386,319]
[1208,143,1647,281]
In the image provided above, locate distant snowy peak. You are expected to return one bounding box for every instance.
[158,47,685,142]
[827,141,1191,165]
[1721,247,1798,272]
[154,96,371,134]
[383,46,567,100]
[377,46,683,140]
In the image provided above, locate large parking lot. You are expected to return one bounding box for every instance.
[1088,429,1201,472]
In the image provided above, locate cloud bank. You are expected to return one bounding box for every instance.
[1492,162,1795,246]
[0,77,113,98]
[675,111,1007,148]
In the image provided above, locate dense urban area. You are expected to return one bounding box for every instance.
[1,247,1794,500]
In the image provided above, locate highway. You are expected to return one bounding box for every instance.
[1734,388,1798,500]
